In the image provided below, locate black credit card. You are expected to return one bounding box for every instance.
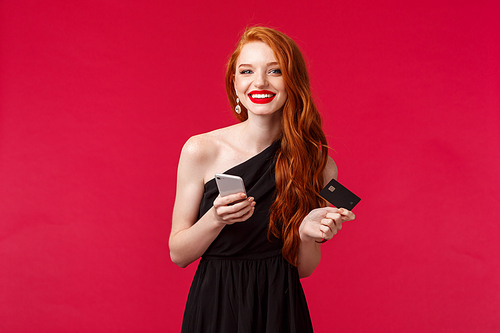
[319,178,361,211]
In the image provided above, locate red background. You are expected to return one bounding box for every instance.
[1,1,499,332]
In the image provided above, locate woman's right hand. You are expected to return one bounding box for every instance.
[212,193,256,225]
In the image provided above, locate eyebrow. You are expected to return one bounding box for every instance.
[238,62,280,68]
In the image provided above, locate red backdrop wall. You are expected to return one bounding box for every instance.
[1,1,499,332]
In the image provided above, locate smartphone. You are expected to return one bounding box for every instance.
[215,174,247,197]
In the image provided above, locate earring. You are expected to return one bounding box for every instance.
[235,97,241,114]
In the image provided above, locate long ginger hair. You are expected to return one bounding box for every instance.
[225,26,328,266]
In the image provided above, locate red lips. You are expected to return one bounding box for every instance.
[248,90,276,104]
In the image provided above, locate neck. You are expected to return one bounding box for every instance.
[238,112,282,153]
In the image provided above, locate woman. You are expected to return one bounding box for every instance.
[169,26,355,332]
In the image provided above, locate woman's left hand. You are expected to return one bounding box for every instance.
[299,207,355,242]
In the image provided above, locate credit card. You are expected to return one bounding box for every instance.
[319,178,361,210]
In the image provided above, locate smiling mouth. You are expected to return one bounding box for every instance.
[249,93,275,99]
[248,91,276,104]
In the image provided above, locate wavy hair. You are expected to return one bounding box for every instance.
[225,26,329,266]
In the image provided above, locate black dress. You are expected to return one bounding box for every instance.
[181,140,314,333]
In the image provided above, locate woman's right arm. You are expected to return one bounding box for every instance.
[168,137,255,268]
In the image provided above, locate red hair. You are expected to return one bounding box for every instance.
[225,26,328,266]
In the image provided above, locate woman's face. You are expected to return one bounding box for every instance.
[234,41,287,117]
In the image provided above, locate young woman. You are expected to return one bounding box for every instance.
[169,26,355,333]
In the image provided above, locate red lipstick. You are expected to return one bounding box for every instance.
[248,90,276,104]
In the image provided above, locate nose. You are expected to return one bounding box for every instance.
[254,70,268,88]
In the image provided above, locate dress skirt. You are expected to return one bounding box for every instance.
[181,250,314,333]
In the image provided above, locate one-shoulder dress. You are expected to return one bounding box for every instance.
[181,140,314,333]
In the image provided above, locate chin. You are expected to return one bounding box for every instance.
[248,105,284,116]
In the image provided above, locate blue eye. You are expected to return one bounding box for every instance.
[270,69,282,74]
[240,70,252,74]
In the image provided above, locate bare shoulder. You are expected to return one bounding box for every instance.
[180,133,218,164]
[178,132,221,181]
[181,125,240,157]
[323,156,338,186]
[179,125,241,183]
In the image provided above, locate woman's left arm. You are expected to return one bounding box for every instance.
[296,157,355,278]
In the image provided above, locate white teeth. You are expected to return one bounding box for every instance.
[250,94,274,99]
